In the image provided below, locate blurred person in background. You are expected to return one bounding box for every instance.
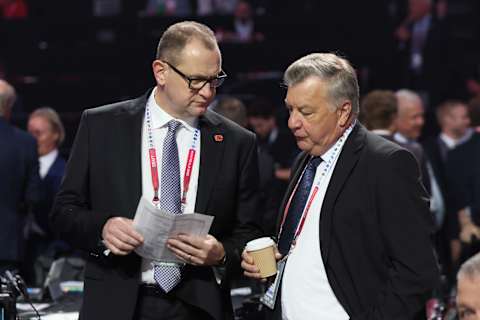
[469,96,480,133]
[215,1,264,43]
[394,0,449,110]
[446,127,480,268]
[360,89,430,188]
[0,79,39,274]
[395,89,447,235]
[360,89,399,137]
[422,100,472,283]
[213,96,276,236]
[247,96,300,212]
[25,107,67,286]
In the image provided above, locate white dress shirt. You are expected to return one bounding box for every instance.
[39,149,59,179]
[281,128,353,320]
[139,89,201,283]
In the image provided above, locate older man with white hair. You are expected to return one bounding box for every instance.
[457,252,480,319]
[242,53,439,320]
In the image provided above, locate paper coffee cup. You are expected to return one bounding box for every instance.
[246,237,277,278]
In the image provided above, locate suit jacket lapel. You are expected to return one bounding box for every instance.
[320,123,365,263]
[195,110,225,214]
[115,93,148,218]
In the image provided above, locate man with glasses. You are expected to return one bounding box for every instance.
[51,21,262,320]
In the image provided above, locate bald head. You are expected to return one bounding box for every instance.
[395,89,425,140]
[0,80,16,120]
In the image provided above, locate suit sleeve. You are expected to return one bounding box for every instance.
[222,133,263,277]
[354,149,440,320]
[24,136,40,211]
[50,110,111,252]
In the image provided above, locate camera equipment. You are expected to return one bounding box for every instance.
[1,270,42,319]
[0,273,17,320]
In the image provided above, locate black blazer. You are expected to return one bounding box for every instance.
[447,133,480,226]
[271,124,439,320]
[0,117,40,261]
[51,91,262,320]
[36,154,66,237]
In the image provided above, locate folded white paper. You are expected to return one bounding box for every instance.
[133,197,214,263]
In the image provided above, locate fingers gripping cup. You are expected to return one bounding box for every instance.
[246,237,277,278]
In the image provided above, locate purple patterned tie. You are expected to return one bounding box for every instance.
[154,120,182,292]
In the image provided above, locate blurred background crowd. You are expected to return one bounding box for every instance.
[1,0,480,316]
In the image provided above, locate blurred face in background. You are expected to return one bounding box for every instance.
[457,275,480,320]
[443,104,471,138]
[395,98,425,140]
[28,116,59,156]
[248,116,275,139]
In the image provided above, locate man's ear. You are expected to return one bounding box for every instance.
[152,60,168,86]
[338,101,353,127]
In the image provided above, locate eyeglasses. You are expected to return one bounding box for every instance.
[163,61,227,90]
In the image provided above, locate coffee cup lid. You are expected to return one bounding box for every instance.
[246,237,275,251]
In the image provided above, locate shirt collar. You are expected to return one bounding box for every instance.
[394,132,412,144]
[371,129,392,136]
[147,88,198,132]
[439,133,457,149]
[39,149,58,179]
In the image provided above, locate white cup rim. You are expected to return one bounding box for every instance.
[246,237,275,251]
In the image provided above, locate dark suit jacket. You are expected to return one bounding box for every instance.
[446,133,480,227]
[379,132,431,193]
[271,124,439,320]
[0,117,40,261]
[50,91,262,320]
[36,154,66,237]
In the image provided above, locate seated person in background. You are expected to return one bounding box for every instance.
[456,252,480,319]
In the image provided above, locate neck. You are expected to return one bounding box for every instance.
[154,88,195,122]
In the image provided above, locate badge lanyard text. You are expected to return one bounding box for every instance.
[145,103,200,212]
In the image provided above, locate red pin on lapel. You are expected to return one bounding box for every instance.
[214,134,224,142]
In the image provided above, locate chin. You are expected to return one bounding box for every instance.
[296,140,311,152]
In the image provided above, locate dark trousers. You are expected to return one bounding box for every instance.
[134,284,213,320]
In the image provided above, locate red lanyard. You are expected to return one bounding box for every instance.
[148,146,197,205]
[277,122,355,253]
[146,103,200,208]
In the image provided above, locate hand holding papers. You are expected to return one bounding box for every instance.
[133,197,214,264]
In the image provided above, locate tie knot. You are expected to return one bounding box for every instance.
[167,120,182,133]
[308,156,322,169]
